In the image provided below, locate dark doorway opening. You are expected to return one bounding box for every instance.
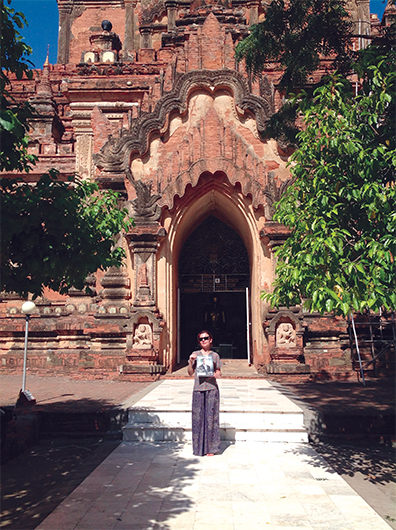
[178,216,250,360]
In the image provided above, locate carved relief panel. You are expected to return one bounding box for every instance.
[133,323,153,349]
[131,242,157,307]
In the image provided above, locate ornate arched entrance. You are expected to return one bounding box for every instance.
[156,171,267,371]
[178,215,251,360]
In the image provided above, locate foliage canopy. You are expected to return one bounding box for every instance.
[1,2,134,298]
[235,0,354,144]
[1,171,133,298]
[235,0,353,90]
[0,0,36,172]
[263,51,396,316]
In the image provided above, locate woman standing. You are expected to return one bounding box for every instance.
[187,330,222,456]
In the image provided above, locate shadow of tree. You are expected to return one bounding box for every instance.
[285,441,396,529]
[1,398,202,530]
[99,442,201,530]
[287,441,396,486]
[1,434,120,529]
[283,379,396,413]
[34,397,130,435]
[11,441,202,530]
[1,396,133,528]
[310,442,396,486]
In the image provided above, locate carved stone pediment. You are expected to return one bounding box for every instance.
[93,69,273,175]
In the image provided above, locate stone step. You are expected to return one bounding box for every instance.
[127,409,305,430]
[122,422,308,443]
[123,409,308,443]
[121,380,309,444]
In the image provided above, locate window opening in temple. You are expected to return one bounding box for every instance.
[178,216,250,360]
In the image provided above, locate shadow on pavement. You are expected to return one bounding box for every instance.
[1,436,120,529]
[1,396,131,528]
[289,441,396,530]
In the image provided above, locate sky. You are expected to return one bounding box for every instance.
[11,0,389,69]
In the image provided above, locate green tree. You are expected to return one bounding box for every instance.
[235,0,354,145]
[263,52,396,316]
[1,1,133,298]
[1,171,133,298]
[0,0,36,172]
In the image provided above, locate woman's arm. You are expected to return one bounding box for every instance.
[214,354,221,379]
[187,352,197,376]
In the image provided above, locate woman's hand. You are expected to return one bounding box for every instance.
[214,368,221,379]
[187,353,197,376]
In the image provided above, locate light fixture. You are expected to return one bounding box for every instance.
[16,301,37,406]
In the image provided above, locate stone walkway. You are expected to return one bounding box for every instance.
[35,379,393,530]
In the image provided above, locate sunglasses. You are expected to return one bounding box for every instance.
[199,336,210,341]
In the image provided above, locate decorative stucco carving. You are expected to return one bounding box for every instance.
[75,133,94,179]
[133,323,153,348]
[263,172,292,220]
[263,309,309,373]
[141,0,166,24]
[126,168,161,222]
[276,322,296,348]
[259,75,275,115]
[93,69,273,174]
[125,309,165,354]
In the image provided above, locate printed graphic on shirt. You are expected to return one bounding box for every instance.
[196,354,214,377]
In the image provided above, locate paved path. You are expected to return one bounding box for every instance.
[35,380,392,530]
[121,379,303,413]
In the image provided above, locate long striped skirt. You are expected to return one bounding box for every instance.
[192,388,221,456]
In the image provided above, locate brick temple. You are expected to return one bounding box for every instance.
[1,0,394,381]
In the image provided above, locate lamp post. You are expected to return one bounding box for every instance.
[17,301,37,406]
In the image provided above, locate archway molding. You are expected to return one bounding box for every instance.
[158,171,266,369]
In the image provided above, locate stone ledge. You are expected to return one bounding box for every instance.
[267,362,311,374]
[119,363,165,374]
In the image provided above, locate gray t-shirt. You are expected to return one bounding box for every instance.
[191,350,221,392]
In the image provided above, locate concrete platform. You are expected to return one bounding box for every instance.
[36,440,392,530]
[122,380,308,443]
[1,375,395,529]
[35,380,394,530]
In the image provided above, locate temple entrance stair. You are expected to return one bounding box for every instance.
[122,379,308,443]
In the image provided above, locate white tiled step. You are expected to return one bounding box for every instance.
[122,423,308,443]
[127,410,305,430]
[122,380,309,444]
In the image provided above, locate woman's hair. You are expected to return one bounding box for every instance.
[197,329,213,342]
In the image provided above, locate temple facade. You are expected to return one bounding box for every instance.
[1,0,393,381]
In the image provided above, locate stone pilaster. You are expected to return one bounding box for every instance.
[259,221,290,281]
[124,0,137,59]
[140,26,153,49]
[57,1,73,64]
[247,0,259,26]
[165,0,177,31]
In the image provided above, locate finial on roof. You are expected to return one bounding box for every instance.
[44,44,50,66]
[36,47,52,98]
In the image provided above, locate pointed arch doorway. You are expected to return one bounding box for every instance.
[178,216,251,362]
